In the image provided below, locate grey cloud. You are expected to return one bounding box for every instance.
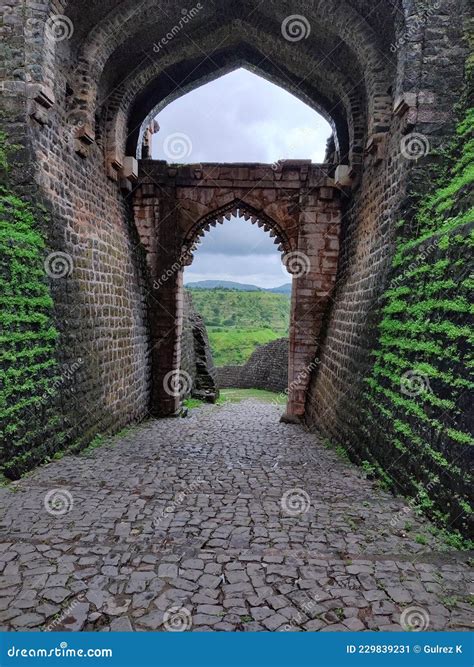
[194,217,280,256]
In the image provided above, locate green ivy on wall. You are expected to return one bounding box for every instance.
[357,92,474,535]
[0,133,65,478]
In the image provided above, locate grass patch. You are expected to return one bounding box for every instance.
[183,397,205,409]
[217,388,286,405]
[208,327,285,366]
[187,287,290,365]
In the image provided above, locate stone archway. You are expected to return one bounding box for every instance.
[133,160,343,417]
[2,0,471,524]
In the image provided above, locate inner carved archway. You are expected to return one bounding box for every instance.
[182,199,294,265]
[133,161,342,418]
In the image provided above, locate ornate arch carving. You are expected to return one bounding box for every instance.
[180,199,294,266]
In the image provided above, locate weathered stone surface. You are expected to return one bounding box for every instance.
[0,402,470,632]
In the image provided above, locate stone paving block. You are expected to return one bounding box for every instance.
[0,402,470,632]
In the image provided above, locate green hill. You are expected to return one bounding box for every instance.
[187,287,290,365]
[186,280,292,294]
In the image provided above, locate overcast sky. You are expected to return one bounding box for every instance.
[153,68,331,288]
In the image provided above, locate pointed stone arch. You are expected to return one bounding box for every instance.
[181,199,293,266]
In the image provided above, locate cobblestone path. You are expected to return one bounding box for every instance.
[0,400,471,632]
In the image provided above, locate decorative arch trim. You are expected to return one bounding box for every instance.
[181,199,293,265]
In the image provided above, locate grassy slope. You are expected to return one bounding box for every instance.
[187,288,290,365]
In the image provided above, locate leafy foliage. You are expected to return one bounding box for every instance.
[358,96,474,535]
[0,136,64,478]
[187,287,290,365]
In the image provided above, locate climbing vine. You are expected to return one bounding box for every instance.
[356,72,474,535]
[0,134,66,479]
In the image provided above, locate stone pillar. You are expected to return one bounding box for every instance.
[150,264,184,417]
[284,185,341,420]
[145,183,183,416]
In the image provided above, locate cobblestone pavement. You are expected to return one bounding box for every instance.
[0,400,472,632]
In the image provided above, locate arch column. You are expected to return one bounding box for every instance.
[133,172,186,416]
[284,184,342,421]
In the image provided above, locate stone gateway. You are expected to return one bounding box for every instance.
[1,0,472,534]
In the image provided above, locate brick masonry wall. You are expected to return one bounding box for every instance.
[305,5,472,532]
[1,5,152,462]
[217,338,289,394]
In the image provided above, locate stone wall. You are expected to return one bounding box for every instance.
[1,1,152,473]
[181,292,218,402]
[217,338,288,394]
[306,26,473,532]
[134,162,342,417]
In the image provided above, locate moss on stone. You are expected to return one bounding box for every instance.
[0,136,66,479]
